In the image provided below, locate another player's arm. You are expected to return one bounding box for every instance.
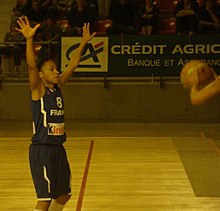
[190,76,220,105]
[58,23,96,87]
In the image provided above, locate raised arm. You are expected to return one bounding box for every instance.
[16,16,41,92]
[59,23,96,87]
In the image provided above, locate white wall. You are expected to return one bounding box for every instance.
[1,81,220,123]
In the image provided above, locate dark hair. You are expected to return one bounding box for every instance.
[37,57,52,71]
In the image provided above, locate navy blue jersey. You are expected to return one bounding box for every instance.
[30,86,66,145]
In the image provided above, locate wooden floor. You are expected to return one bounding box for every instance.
[1,123,220,210]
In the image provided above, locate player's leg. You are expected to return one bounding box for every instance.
[49,146,72,211]
[29,145,53,211]
[55,194,71,204]
[49,194,71,211]
[34,200,51,211]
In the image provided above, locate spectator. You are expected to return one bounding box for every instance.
[0,22,25,76]
[174,0,199,35]
[98,0,111,18]
[39,0,53,11]
[23,0,47,29]
[86,0,99,19]
[40,16,63,40]
[25,0,54,17]
[139,0,160,35]
[11,0,28,22]
[67,0,96,35]
[38,16,63,60]
[50,0,74,18]
[107,0,137,35]
[197,0,220,33]
[71,1,99,17]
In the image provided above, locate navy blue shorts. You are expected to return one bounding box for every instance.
[29,144,71,201]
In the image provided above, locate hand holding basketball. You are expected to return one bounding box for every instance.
[180,60,216,89]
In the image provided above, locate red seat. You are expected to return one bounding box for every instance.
[159,17,176,34]
[159,0,178,13]
[33,43,42,56]
[197,0,204,6]
[93,19,113,35]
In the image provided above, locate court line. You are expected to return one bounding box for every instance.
[76,140,94,211]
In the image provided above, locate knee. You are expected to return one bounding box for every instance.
[55,194,71,205]
[35,200,51,210]
[64,194,71,202]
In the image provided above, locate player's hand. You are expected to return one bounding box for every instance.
[82,23,96,42]
[181,68,199,89]
[188,66,200,89]
[183,76,197,89]
[210,67,218,79]
[193,66,200,86]
[16,16,40,40]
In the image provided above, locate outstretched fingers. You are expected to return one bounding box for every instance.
[15,16,40,39]
[83,23,89,35]
[83,22,96,40]
[17,16,29,29]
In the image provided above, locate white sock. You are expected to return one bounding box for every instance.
[48,200,65,211]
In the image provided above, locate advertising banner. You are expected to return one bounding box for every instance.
[61,37,109,73]
[61,34,220,77]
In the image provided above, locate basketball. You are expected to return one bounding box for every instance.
[180,60,216,89]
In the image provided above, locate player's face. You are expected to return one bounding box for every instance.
[40,60,60,86]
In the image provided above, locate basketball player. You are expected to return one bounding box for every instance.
[16,16,96,211]
[189,68,220,105]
